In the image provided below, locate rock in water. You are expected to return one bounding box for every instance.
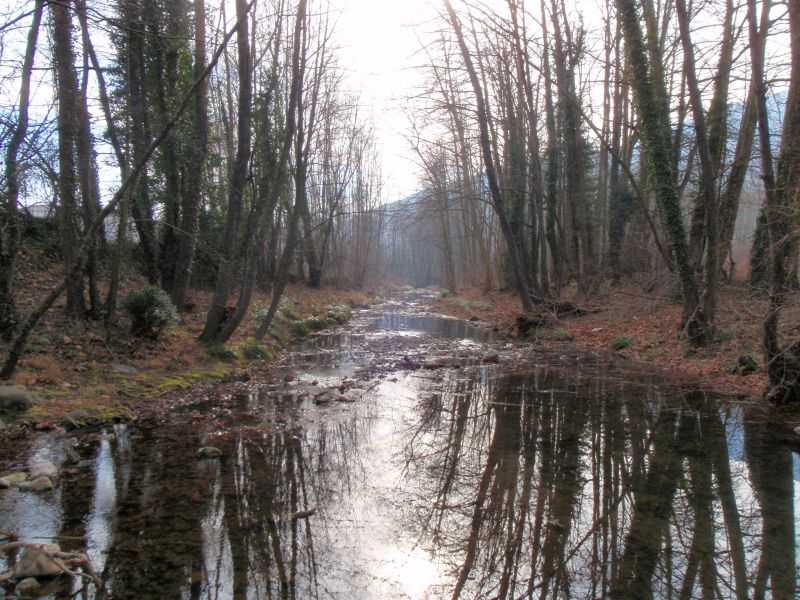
[0,385,35,412]
[29,460,58,480]
[0,472,27,488]
[15,577,41,596]
[196,446,223,459]
[13,544,66,578]
[313,390,335,404]
[18,476,54,492]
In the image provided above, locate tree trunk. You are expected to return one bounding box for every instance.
[52,0,86,319]
[200,0,252,343]
[171,0,209,310]
[124,0,159,284]
[616,0,706,344]
[443,0,535,312]
[0,1,43,338]
[755,0,800,403]
[676,0,719,342]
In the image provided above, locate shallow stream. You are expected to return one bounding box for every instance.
[1,291,799,599]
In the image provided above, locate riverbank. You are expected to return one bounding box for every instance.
[0,282,380,429]
[434,282,788,399]
[3,279,796,432]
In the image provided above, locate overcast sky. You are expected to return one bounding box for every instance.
[331,0,442,201]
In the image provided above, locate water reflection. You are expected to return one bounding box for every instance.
[398,371,799,599]
[1,346,799,599]
[370,314,499,342]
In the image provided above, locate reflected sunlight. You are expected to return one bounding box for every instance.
[382,547,442,599]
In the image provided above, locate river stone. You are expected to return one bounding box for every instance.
[196,446,223,459]
[18,476,54,492]
[0,385,35,412]
[15,577,41,596]
[313,390,335,404]
[29,460,58,480]
[0,472,27,488]
[13,544,65,578]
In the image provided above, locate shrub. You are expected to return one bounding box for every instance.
[278,300,303,322]
[305,316,330,331]
[122,286,179,339]
[534,328,574,342]
[208,344,240,362]
[326,305,352,324]
[291,320,309,337]
[240,340,273,360]
[610,335,632,351]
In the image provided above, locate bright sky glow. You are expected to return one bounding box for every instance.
[332,0,442,200]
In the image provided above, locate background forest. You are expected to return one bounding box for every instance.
[0,0,797,403]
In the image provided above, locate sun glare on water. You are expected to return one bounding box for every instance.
[382,547,442,599]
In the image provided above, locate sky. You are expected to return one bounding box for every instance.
[330,0,443,200]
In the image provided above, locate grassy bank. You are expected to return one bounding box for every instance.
[1,283,378,428]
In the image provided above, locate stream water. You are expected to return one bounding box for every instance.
[1,291,799,599]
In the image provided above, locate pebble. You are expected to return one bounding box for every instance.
[29,460,58,480]
[0,472,27,488]
[15,577,41,596]
[13,544,65,577]
[18,476,54,492]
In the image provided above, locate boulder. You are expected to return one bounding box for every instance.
[196,446,223,459]
[110,362,137,375]
[0,385,35,413]
[12,544,65,578]
[29,461,58,480]
[18,476,54,492]
[15,577,41,596]
[0,472,28,488]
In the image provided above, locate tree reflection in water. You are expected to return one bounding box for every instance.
[8,365,797,599]
[399,367,798,599]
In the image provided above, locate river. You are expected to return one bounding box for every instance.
[1,291,798,599]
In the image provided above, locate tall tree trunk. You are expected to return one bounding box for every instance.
[171,0,209,310]
[224,0,306,345]
[616,0,707,344]
[76,32,104,318]
[52,0,86,319]
[755,0,800,403]
[676,0,719,342]
[0,1,43,338]
[540,0,564,290]
[200,0,252,343]
[124,0,159,284]
[443,0,535,312]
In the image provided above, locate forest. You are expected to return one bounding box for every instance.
[0,1,799,599]
[0,0,797,400]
